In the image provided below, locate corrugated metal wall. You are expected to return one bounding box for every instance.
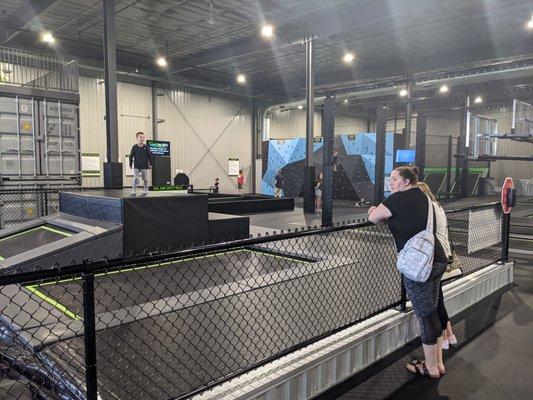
[477,106,533,183]
[268,109,368,138]
[78,78,154,186]
[157,89,251,192]
[77,78,252,191]
[78,76,106,186]
[269,109,321,138]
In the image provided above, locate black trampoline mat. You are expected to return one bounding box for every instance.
[28,249,312,319]
[0,225,73,260]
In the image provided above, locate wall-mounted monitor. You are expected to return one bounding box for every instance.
[147,140,170,156]
[395,149,416,163]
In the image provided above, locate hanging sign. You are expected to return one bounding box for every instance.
[228,158,240,176]
[81,153,100,176]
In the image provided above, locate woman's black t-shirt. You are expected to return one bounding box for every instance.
[383,187,447,263]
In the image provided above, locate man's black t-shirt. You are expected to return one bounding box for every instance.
[383,187,447,263]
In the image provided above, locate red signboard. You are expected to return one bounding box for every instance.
[501,177,514,214]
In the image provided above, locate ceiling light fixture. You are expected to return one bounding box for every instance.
[297,105,303,110]
[236,74,246,84]
[156,57,167,67]
[343,52,355,63]
[41,32,55,44]
[439,85,449,94]
[261,24,274,38]
[399,88,408,97]
[343,99,349,104]
[208,0,216,25]
[474,96,483,104]
[526,15,533,29]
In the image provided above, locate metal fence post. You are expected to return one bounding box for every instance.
[501,212,511,263]
[400,275,407,311]
[82,272,98,400]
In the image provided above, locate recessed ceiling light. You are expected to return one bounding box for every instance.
[261,24,274,37]
[474,96,483,104]
[343,99,349,104]
[399,89,408,97]
[343,52,355,63]
[439,85,449,94]
[526,15,533,29]
[156,57,167,67]
[297,105,303,110]
[41,32,55,44]
[236,74,246,84]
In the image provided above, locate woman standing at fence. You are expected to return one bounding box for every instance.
[416,181,458,350]
[367,166,448,378]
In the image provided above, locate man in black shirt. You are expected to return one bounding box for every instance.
[274,170,284,197]
[129,132,152,194]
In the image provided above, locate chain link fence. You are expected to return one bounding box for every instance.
[0,187,105,229]
[0,200,507,399]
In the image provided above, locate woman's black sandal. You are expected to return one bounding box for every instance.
[406,359,441,379]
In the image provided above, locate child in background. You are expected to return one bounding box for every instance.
[212,178,220,194]
[237,170,245,195]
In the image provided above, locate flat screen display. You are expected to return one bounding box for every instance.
[395,149,416,163]
[147,140,170,156]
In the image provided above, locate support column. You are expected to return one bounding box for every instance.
[460,96,471,198]
[415,112,426,180]
[303,38,315,213]
[404,82,413,149]
[374,106,387,204]
[446,135,453,200]
[102,0,122,189]
[251,99,258,194]
[322,93,335,227]
[151,81,158,140]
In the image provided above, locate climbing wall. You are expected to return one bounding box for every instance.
[262,133,394,201]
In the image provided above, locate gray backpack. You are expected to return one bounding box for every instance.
[396,196,435,282]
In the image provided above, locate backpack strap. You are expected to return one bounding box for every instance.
[426,195,434,232]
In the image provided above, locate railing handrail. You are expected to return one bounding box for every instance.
[0,200,502,286]
[0,218,373,286]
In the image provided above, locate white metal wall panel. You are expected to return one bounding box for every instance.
[117,82,153,186]
[478,106,533,183]
[334,115,368,134]
[78,76,106,187]
[157,89,251,192]
[269,110,368,139]
[269,109,321,139]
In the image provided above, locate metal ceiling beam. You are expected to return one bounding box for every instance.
[172,0,399,73]
[0,0,57,45]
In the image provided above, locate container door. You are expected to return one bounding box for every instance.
[39,100,80,177]
[0,96,37,176]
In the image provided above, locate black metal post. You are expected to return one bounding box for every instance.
[102,0,122,189]
[374,106,387,204]
[82,272,98,400]
[151,81,158,140]
[415,112,426,179]
[501,213,511,263]
[251,98,257,194]
[446,135,452,200]
[400,279,407,311]
[303,38,316,213]
[460,96,470,198]
[322,93,335,227]
[404,82,412,149]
